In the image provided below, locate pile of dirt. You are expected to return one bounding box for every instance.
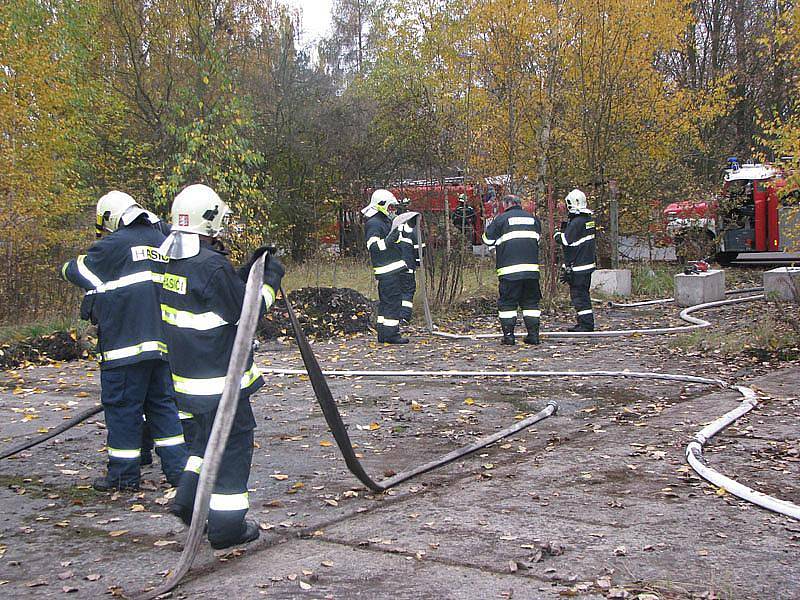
[0,331,90,369]
[456,295,495,316]
[259,287,375,340]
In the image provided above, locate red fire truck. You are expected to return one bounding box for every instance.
[339,177,514,252]
[663,158,800,265]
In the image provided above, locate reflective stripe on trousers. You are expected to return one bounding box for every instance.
[108,447,141,459]
[154,434,185,447]
[184,455,203,474]
[210,492,249,511]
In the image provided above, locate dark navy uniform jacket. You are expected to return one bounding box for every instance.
[556,213,596,274]
[61,220,170,369]
[159,241,280,414]
[365,213,407,279]
[481,205,542,280]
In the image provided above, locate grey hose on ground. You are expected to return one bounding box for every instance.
[686,386,800,521]
[424,294,764,339]
[602,286,764,308]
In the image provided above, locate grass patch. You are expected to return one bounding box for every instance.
[671,308,800,361]
[629,262,677,298]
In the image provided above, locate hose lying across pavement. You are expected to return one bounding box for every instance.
[263,365,799,521]
[603,286,763,308]
[425,294,764,339]
[685,387,800,521]
[0,405,103,460]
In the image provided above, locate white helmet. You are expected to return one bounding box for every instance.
[171,184,231,237]
[361,189,398,217]
[565,188,590,214]
[96,191,145,235]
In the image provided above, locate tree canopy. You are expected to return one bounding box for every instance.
[2,0,798,265]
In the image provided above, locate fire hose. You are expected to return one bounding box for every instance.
[425,294,765,339]
[0,404,103,460]
[413,222,765,339]
[686,387,800,521]
[137,257,558,598]
[139,254,269,600]
[601,286,763,308]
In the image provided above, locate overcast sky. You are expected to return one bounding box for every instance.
[285,0,334,46]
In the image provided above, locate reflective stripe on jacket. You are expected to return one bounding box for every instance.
[61,221,170,369]
[481,206,541,280]
[365,213,406,278]
[556,213,596,273]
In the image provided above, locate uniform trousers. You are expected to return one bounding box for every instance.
[172,397,256,548]
[100,360,187,486]
[399,270,416,322]
[498,278,542,333]
[376,273,403,341]
[569,273,594,326]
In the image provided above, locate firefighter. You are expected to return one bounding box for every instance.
[60,191,187,491]
[451,193,476,240]
[362,189,409,343]
[554,188,596,332]
[396,197,422,323]
[158,183,284,550]
[481,194,542,345]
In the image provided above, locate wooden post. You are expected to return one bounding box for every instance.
[609,179,619,269]
[547,183,557,300]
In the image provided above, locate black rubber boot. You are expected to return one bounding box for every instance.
[169,503,192,526]
[523,321,540,345]
[384,335,409,344]
[568,322,594,332]
[500,323,515,345]
[210,519,260,550]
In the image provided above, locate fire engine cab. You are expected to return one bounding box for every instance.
[664,158,800,265]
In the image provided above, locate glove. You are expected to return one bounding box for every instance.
[263,256,285,293]
[79,294,97,324]
[238,245,276,281]
[558,264,573,284]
